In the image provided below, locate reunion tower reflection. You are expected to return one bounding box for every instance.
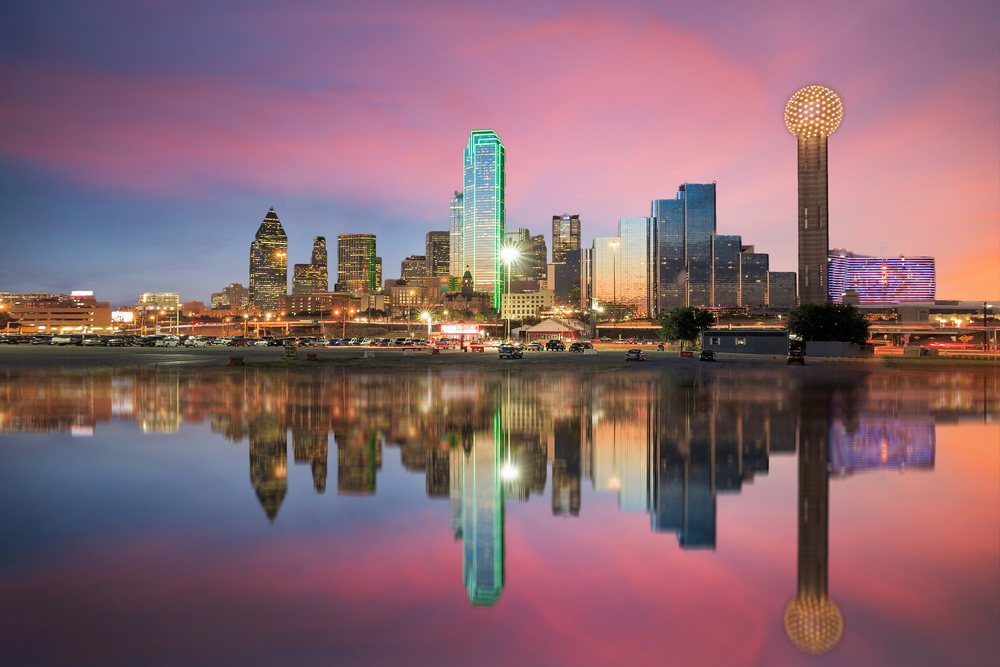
[784,382,843,655]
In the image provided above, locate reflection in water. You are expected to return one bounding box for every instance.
[1,367,996,649]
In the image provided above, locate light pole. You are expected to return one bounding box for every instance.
[500,246,520,341]
[421,311,432,338]
[408,290,415,335]
[343,308,354,339]
[609,241,619,328]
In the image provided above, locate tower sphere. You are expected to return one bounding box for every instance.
[785,85,843,137]
[783,596,844,655]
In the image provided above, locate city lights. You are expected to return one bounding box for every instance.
[784,85,843,137]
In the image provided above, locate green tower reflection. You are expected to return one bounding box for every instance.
[784,384,843,655]
[460,410,506,607]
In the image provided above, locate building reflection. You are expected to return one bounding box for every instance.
[1,365,989,614]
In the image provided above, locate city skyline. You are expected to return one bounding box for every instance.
[0,1,997,305]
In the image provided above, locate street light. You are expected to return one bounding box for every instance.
[609,241,620,327]
[500,246,520,341]
[421,311,432,338]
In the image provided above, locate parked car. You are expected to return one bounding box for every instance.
[699,350,716,362]
[546,339,566,351]
[30,335,52,345]
[526,341,543,351]
[498,344,523,359]
[569,342,585,352]
[625,348,646,361]
[154,337,179,347]
[787,349,805,365]
[106,337,130,347]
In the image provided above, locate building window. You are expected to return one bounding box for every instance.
[736,337,746,345]
[710,337,720,345]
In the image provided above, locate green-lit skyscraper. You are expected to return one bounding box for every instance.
[336,234,378,294]
[462,130,506,308]
[249,207,288,312]
[461,413,505,606]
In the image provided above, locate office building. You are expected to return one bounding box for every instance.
[785,85,844,304]
[248,208,288,313]
[224,283,248,309]
[425,231,450,278]
[501,290,554,321]
[3,293,113,333]
[504,227,532,282]
[712,235,742,308]
[292,236,328,295]
[449,192,464,277]
[651,183,717,309]
[769,272,798,309]
[336,234,378,294]
[136,293,180,310]
[552,214,581,263]
[401,254,428,286]
[462,130,506,308]
[589,218,654,318]
[740,249,770,309]
[827,251,935,304]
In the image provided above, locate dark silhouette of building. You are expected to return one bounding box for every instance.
[249,415,288,522]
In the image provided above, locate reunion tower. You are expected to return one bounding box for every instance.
[785,85,844,304]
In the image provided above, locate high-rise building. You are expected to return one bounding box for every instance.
[373,257,382,291]
[292,236,329,295]
[504,227,531,282]
[425,231,450,278]
[740,249,770,309]
[223,283,248,309]
[528,234,547,282]
[827,251,935,304]
[249,207,288,312]
[449,192,464,277]
[336,234,378,294]
[462,130,506,308]
[461,420,505,606]
[551,214,580,263]
[712,235,742,308]
[589,219,655,318]
[401,254,428,286]
[769,272,798,309]
[785,85,844,305]
[651,183,717,309]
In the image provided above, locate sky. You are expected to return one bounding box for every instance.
[0,0,997,306]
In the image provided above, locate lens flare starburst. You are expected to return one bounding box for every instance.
[785,85,843,137]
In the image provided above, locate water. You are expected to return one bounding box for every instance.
[1,365,997,666]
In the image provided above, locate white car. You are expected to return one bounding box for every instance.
[154,337,179,347]
[184,337,210,347]
[253,339,270,347]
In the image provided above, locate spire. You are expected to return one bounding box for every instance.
[264,207,279,220]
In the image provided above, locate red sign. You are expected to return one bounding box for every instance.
[441,324,481,335]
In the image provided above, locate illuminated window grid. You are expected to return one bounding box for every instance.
[827,254,935,304]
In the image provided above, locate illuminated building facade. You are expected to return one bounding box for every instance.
[590,235,620,313]
[551,214,581,263]
[401,254,428,286]
[336,234,378,294]
[462,130,506,308]
[501,290,554,320]
[448,192,464,277]
[292,236,328,295]
[425,231,450,278]
[827,252,935,304]
[248,208,288,312]
[785,85,844,305]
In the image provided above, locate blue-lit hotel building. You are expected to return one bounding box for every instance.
[827,251,935,304]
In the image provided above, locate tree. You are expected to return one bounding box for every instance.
[658,307,715,350]
[786,303,869,345]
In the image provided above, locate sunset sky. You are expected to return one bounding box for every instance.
[1,0,997,305]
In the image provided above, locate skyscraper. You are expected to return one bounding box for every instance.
[462,130,506,308]
[248,207,288,312]
[551,214,580,263]
[336,234,378,294]
[740,248,769,309]
[449,192,464,277]
[651,183,717,309]
[401,254,428,286]
[712,235,742,307]
[425,231,450,278]
[292,236,328,295]
[785,85,844,305]
[462,416,505,606]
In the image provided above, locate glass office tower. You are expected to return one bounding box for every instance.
[336,234,378,294]
[248,207,288,313]
[425,231,450,278]
[551,214,581,263]
[712,235,742,308]
[740,251,770,309]
[449,192,464,277]
[651,183,717,310]
[617,218,654,317]
[462,130,506,308]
